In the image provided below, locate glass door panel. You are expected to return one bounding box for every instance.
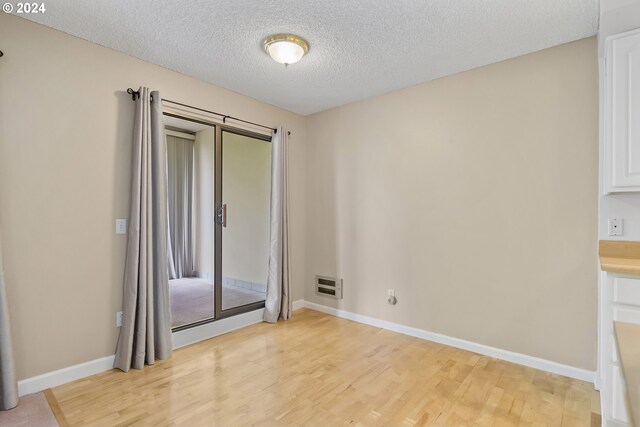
[219,130,271,311]
[164,114,216,329]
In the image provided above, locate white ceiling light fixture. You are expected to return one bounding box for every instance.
[264,34,309,66]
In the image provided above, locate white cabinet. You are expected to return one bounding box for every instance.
[604,28,640,193]
[599,273,640,426]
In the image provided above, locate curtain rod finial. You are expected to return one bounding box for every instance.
[126,88,139,101]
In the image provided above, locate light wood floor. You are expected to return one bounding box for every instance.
[46,308,600,426]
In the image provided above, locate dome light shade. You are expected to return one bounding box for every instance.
[264,34,309,66]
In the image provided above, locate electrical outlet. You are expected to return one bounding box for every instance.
[608,218,623,236]
[387,289,397,305]
[116,311,123,327]
[115,219,128,235]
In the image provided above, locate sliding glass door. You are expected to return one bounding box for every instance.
[215,129,271,317]
[164,115,216,329]
[220,130,271,312]
[165,113,271,330]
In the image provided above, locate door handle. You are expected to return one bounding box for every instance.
[216,204,227,227]
[222,203,227,228]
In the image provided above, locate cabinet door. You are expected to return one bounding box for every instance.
[611,364,630,424]
[606,28,640,192]
[601,274,640,426]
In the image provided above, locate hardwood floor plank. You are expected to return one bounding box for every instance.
[49,308,599,426]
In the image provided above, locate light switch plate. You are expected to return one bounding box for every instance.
[115,219,128,235]
[608,218,623,236]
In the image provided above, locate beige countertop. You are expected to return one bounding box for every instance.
[600,240,640,276]
[614,321,640,427]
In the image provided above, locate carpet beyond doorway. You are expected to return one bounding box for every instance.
[0,392,58,427]
[169,278,265,328]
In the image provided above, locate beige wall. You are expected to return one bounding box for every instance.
[222,133,271,286]
[0,12,599,380]
[0,14,307,380]
[194,127,215,280]
[305,37,599,370]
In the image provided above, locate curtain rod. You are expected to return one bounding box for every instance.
[126,88,286,135]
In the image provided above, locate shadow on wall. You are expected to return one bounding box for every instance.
[110,90,135,348]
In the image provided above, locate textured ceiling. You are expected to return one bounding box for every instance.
[20,0,599,115]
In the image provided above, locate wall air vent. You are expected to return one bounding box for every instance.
[316,275,342,299]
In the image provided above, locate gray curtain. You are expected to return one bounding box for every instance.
[166,135,195,279]
[0,231,18,410]
[264,127,291,323]
[114,87,173,372]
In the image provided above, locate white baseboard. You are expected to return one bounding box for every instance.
[603,419,628,427]
[19,300,593,398]
[18,355,115,396]
[292,299,305,311]
[301,300,596,384]
[18,307,268,396]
